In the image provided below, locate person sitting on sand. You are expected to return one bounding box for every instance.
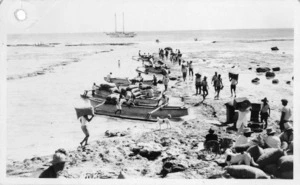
[202,76,209,100]
[195,73,202,95]
[229,76,238,97]
[125,90,135,106]
[233,128,255,147]
[214,74,223,100]
[115,95,126,115]
[204,128,219,149]
[279,99,292,132]
[263,128,281,148]
[79,114,94,146]
[135,72,144,82]
[260,97,271,129]
[157,93,169,107]
[162,74,169,92]
[39,148,68,178]
[279,122,293,151]
[107,72,112,83]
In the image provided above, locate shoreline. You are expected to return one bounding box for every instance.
[6,46,294,178]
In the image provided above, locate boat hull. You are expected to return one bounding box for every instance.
[90,98,188,120]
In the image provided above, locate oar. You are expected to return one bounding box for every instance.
[145,103,168,120]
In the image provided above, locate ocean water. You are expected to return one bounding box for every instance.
[6,29,294,161]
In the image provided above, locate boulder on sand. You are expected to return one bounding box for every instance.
[265,72,275,78]
[252,77,260,83]
[272,67,280,71]
[256,67,270,73]
[271,46,279,51]
[272,79,279,84]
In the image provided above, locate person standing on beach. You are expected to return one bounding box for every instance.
[279,99,292,132]
[195,73,202,95]
[260,97,271,129]
[236,107,251,134]
[188,61,194,78]
[229,76,238,97]
[115,95,126,115]
[118,60,120,68]
[214,74,223,100]
[202,76,209,100]
[162,74,169,92]
[181,63,188,82]
[211,72,218,92]
[157,93,169,107]
[79,114,94,146]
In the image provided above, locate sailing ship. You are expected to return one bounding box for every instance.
[106,13,136,38]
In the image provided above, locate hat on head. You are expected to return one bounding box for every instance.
[281,99,288,104]
[284,122,293,130]
[261,97,268,102]
[266,128,275,135]
[209,128,215,133]
[243,127,253,134]
[51,152,68,165]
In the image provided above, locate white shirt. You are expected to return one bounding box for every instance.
[79,116,88,126]
[116,99,126,110]
[264,135,281,148]
[236,110,250,129]
[234,135,252,147]
[107,74,111,82]
[282,106,292,121]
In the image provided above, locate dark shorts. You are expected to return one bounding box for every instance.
[260,112,269,119]
[183,72,187,78]
[216,86,221,91]
[231,84,236,90]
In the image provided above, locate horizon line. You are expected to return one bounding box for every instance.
[8,27,294,35]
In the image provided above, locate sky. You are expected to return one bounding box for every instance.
[0,0,295,34]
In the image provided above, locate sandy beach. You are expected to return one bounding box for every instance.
[5,29,294,178]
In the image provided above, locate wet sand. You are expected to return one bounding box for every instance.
[6,41,293,178]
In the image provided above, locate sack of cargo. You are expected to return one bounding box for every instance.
[229,72,239,80]
[105,93,119,105]
[280,171,293,179]
[225,165,268,179]
[232,143,252,153]
[133,91,142,98]
[277,155,293,173]
[131,88,140,93]
[263,164,279,176]
[246,145,264,162]
[75,107,94,119]
[257,148,285,168]
[140,84,152,90]
[109,87,119,93]
[100,82,116,89]
[126,85,139,91]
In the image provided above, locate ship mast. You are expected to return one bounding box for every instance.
[115,13,117,33]
[122,12,125,33]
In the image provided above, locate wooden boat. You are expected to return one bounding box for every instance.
[104,77,131,86]
[89,98,188,121]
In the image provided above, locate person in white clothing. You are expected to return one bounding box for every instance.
[79,114,94,146]
[115,96,126,115]
[236,107,251,134]
[263,128,281,148]
[234,128,254,147]
[107,72,112,82]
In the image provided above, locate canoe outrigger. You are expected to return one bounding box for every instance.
[89,98,188,121]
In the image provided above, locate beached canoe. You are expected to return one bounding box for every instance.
[89,98,188,120]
